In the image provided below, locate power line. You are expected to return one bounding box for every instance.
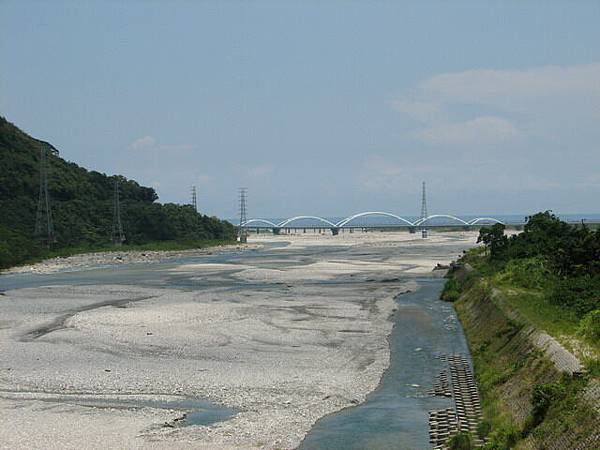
[34,144,56,246]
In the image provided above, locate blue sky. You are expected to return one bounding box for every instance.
[2,1,600,218]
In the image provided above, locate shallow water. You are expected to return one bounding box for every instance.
[5,393,236,426]
[1,239,474,446]
[300,279,471,450]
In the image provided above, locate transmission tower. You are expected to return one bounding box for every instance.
[191,185,197,212]
[420,181,428,238]
[420,181,428,221]
[34,144,56,246]
[238,188,248,243]
[111,179,125,245]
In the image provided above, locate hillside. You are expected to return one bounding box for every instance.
[441,213,599,449]
[0,116,236,269]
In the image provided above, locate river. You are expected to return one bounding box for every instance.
[0,231,477,449]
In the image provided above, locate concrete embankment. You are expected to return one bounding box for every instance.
[449,266,600,449]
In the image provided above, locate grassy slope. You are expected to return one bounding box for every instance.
[446,250,599,449]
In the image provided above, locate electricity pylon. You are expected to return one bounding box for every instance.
[420,181,428,238]
[34,144,56,246]
[111,179,125,245]
[238,188,248,243]
[191,185,197,212]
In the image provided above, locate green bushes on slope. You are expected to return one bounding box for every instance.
[0,116,236,269]
[446,212,600,449]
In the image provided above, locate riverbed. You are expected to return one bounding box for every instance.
[0,231,478,449]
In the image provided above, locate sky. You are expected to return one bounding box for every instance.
[2,1,600,219]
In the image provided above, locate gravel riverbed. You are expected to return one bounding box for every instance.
[0,231,478,449]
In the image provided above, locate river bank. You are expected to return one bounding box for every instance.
[447,260,600,449]
[0,231,479,449]
[1,242,258,275]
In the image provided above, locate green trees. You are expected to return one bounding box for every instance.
[0,116,236,269]
[475,211,600,341]
[477,223,508,259]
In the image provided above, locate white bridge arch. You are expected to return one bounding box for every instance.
[242,218,279,227]
[242,212,505,228]
[413,214,469,226]
[467,217,505,225]
[277,216,338,227]
[336,211,414,228]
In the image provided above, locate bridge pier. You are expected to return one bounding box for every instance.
[272,227,281,235]
[330,227,340,236]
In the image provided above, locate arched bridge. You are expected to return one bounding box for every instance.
[242,211,505,230]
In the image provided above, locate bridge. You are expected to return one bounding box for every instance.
[241,211,507,235]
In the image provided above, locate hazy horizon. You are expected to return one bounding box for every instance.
[2,1,600,218]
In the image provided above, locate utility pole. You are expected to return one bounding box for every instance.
[191,185,197,212]
[34,144,56,246]
[420,181,428,238]
[112,179,125,246]
[238,188,248,243]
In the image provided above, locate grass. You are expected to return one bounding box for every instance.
[457,247,600,365]
[455,278,599,449]
[492,280,600,364]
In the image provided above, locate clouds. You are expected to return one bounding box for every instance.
[392,63,600,146]
[128,135,195,152]
[415,116,520,145]
[421,64,600,105]
[389,100,440,122]
[128,135,156,151]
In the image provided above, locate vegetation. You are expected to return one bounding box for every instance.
[0,116,236,269]
[445,211,599,449]
[448,211,599,351]
[447,432,475,449]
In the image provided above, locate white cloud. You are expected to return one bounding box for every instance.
[415,116,519,145]
[389,99,440,122]
[128,136,195,152]
[421,63,600,105]
[128,135,156,151]
[360,155,434,191]
[391,63,600,146]
[245,164,274,178]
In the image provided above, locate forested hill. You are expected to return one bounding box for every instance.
[0,116,236,269]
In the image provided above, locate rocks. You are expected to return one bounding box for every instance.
[0,231,480,449]
[2,243,259,275]
[428,354,484,448]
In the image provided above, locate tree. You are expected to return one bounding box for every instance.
[477,223,508,259]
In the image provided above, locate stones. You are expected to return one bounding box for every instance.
[428,353,484,448]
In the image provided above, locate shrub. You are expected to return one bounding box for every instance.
[578,309,600,342]
[522,382,566,435]
[447,432,474,450]
[549,275,600,318]
[441,278,463,302]
[477,420,492,439]
[496,257,550,290]
[481,424,519,450]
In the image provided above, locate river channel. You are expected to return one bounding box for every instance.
[0,233,476,449]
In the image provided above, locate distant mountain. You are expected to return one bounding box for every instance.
[0,116,235,268]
